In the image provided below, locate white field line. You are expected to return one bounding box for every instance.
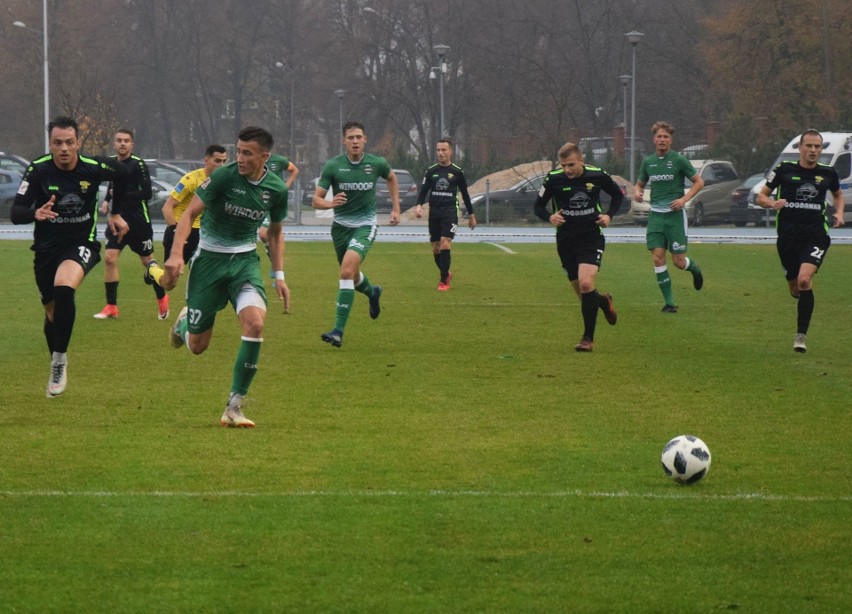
[484,242,517,254]
[1,490,849,502]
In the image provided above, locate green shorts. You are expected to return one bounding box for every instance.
[331,223,378,263]
[646,209,689,253]
[185,249,267,334]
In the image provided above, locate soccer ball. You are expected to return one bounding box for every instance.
[661,435,711,484]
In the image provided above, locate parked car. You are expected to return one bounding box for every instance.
[680,144,709,160]
[469,172,548,221]
[156,159,204,172]
[578,136,650,163]
[631,159,740,226]
[144,159,187,190]
[375,169,418,212]
[730,173,772,227]
[0,169,23,219]
[0,151,28,175]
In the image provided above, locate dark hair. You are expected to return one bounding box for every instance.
[48,116,79,137]
[237,126,273,151]
[438,138,453,148]
[115,128,134,139]
[651,121,675,136]
[800,129,823,143]
[343,121,365,136]
[205,144,227,156]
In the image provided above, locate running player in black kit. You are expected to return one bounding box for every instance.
[94,129,169,320]
[756,129,844,353]
[11,116,130,397]
[533,142,623,352]
[414,139,475,290]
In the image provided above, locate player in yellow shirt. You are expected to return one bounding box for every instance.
[160,144,228,262]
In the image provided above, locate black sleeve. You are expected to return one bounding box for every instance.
[100,156,129,215]
[601,174,624,217]
[416,170,431,204]
[457,169,474,215]
[533,179,553,222]
[10,164,39,225]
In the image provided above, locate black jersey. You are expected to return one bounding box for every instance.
[764,160,839,238]
[11,153,129,253]
[533,166,623,239]
[416,163,474,214]
[105,154,152,221]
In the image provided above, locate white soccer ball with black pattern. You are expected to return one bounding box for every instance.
[661,435,711,484]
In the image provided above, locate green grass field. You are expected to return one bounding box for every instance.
[1,237,850,612]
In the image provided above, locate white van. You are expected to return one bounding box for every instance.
[748,131,852,224]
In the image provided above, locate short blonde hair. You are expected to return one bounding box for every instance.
[651,121,674,136]
[558,142,582,159]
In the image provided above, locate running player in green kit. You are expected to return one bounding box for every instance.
[151,126,290,428]
[633,121,705,313]
[312,121,400,348]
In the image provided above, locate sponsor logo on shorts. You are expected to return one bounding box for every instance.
[348,239,366,250]
[671,241,685,251]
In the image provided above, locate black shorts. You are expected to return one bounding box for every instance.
[429,209,458,242]
[105,213,154,256]
[777,233,831,280]
[556,233,605,281]
[162,225,200,263]
[34,241,102,305]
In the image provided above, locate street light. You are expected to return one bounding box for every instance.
[618,74,631,159]
[333,89,345,154]
[432,44,449,138]
[274,62,296,161]
[13,0,49,152]
[625,31,644,184]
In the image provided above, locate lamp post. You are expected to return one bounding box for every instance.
[618,74,631,160]
[333,89,345,154]
[625,31,643,184]
[274,62,296,163]
[432,44,449,137]
[13,0,49,152]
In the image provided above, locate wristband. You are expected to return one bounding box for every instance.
[274,271,285,281]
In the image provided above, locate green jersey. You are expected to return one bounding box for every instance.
[266,154,291,180]
[318,153,391,227]
[196,162,288,253]
[638,150,697,213]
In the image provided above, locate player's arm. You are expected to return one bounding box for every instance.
[101,156,130,240]
[385,169,400,225]
[161,195,204,290]
[137,159,153,202]
[414,171,431,218]
[457,170,476,229]
[162,195,179,226]
[756,184,784,210]
[673,173,703,210]
[599,175,625,225]
[10,165,56,224]
[267,220,291,312]
[830,188,844,228]
[533,181,559,225]
[285,162,299,189]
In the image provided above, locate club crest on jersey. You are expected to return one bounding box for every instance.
[364,164,374,175]
[79,181,91,193]
[261,191,271,204]
[586,183,594,191]
[448,172,454,180]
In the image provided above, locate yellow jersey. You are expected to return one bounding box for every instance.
[169,167,207,229]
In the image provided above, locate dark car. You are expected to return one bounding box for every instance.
[0,151,28,175]
[469,173,548,222]
[376,169,418,212]
[156,159,204,172]
[730,173,771,227]
[0,169,24,220]
[144,159,188,190]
